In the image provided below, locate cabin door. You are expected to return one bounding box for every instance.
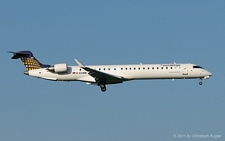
[182,66,188,75]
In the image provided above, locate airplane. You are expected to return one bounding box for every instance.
[9,50,212,92]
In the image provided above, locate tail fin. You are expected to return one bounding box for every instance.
[9,50,50,70]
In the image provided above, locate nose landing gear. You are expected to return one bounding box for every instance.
[199,78,202,85]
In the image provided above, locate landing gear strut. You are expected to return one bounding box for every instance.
[199,78,203,85]
[99,83,106,92]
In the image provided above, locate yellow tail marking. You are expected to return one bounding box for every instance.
[21,58,41,70]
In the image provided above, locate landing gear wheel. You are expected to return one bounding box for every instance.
[101,87,106,92]
[99,84,106,92]
[199,81,202,85]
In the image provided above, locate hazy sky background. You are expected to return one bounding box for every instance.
[1,1,224,141]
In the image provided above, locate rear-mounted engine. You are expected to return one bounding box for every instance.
[47,63,68,73]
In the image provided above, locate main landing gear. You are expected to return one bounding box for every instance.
[99,83,106,92]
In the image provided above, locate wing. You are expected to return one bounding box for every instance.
[75,59,123,84]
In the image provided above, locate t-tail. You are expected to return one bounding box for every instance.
[9,50,50,71]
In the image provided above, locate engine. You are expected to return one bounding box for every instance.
[47,63,68,73]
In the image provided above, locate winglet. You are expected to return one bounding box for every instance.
[75,59,85,68]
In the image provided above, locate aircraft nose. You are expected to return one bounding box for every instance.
[203,70,212,79]
[209,72,212,76]
[206,71,212,76]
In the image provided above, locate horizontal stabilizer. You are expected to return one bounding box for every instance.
[8,51,33,59]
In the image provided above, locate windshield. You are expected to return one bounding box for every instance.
[193,66,203,69]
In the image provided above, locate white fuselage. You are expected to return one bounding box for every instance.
[27,63,212,84]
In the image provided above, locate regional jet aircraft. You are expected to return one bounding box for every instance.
[9,51,212,92]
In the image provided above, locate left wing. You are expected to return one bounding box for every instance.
[75,59,123,84]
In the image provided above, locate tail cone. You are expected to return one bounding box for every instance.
[24,71,29,75]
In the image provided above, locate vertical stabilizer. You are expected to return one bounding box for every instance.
[9,50,50,70]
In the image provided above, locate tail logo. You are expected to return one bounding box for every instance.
[21,57,41,70]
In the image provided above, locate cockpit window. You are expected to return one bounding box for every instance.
[193,66,203,69]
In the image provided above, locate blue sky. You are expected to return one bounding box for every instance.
[1,1,224,141]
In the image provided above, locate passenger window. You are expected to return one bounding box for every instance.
[125,68,127,70]
[121,68,123,70]
[134,68,136,70]
[130,68,131,70]
[114,68,116,70]
[99,68,101,70]
[108,68,110,70]
[157,67,159,69]
[166,67,168,69]
[161,67,163,69]
[143,67,145,70]
[104,68,105,70]
[152,67,154,70]
[171,67,172,69]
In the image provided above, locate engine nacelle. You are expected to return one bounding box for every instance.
[47,63,68,73]
[54,63,67,72]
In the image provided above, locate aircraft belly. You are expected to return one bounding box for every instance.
[57,74,92,81]
[76,76,96,83]
[37,71,89,81]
